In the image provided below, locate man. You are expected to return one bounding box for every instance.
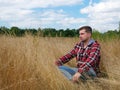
[55,26,101,83]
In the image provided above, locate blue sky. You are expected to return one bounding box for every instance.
[0,0,120,32]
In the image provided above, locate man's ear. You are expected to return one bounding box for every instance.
[88,33,91,37]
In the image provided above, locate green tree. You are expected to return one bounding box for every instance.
[10,26,21,36]
[0,26,10,35]
[64,28,76,37]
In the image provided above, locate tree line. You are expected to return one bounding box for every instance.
[0,26,120,39]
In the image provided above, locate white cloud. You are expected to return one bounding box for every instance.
[0,7,33,21]
[80,0,120,32]
[6,9,85,29]
[57,17,86,26]
[38,10,87,29]
[0,0,83,9]
[0,0,83,29]
[0,0,120,32]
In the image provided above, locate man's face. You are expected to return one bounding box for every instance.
[79,29,91,42]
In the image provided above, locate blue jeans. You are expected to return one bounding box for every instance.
[59,66,96,81]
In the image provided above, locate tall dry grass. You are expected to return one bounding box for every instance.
[0,35,120,90]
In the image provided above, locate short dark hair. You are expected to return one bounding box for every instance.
[79,26,92,34]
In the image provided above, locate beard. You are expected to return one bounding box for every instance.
[80,37,90,43]
[80,37,88,42]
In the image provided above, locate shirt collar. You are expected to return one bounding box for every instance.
[81,39,95,47]
[88,39,95,46]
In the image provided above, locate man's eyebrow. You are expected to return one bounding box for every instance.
[80,33,84,34]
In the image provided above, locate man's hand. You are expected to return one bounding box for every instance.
[72,72,81,83]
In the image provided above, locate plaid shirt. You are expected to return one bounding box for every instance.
[56,39,101,74]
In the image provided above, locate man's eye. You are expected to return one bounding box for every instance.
[80,33,84,35]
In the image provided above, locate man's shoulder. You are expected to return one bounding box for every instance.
[92,40,100,47]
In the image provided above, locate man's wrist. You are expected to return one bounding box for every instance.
[77,72,81,75]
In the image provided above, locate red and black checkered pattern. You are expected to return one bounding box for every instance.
[55,40,100,74]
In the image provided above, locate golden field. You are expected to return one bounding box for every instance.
[0,35,120,90]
